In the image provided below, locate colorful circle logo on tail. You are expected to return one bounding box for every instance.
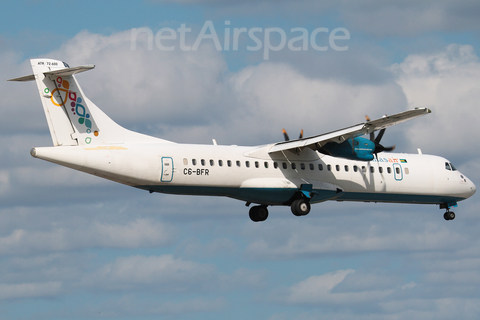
[50,76,99,142]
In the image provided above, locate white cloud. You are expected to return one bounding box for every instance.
[82,254,266,293]
[244,214,466,259]
[392,44,480,159]
[48,30,231,132]
[177,237,237,258]
[281,269,414,306]
[83,254,217,292]
[0,218,174,254]
[0,281,62,299]
[77,296,227,317]
[379,298,480,320]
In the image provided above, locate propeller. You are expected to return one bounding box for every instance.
[365,115,396,157]
[282,128,304,141]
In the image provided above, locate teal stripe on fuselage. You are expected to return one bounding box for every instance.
[136,185,464,206]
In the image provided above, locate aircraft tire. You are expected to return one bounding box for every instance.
[291,199,311,216]
[444,211,455,221]
[249,205,268,222]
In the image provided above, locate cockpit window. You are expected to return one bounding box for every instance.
[450,162,457,171]
[445,162,451,171]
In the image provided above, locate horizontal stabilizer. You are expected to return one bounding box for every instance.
[44,65,95,77]
[8,65,94,82]
[8,74,36,82]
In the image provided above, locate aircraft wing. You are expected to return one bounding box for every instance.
[268,107,431,154]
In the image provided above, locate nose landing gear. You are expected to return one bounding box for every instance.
[440,202,457,221]
[444,210,455,221]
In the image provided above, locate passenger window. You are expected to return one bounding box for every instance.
[255,161,259,168]
[445,162,451,171]
[362,166,366,172]
[310,163,314,170]
[344,165,349,172]
[245,161,250,168]
[405,168,409,174]
[291,163,296,170]
[327,164,331,171]
[387,167,391,174]
[353,165,358,172]
[370,167,374,173]
[300,163,305,170]
[274,162,278,169]
[192,159,197,166]
[236,160,241,167]
[379,167,383,174]
[318,164,323,171]
[183,158,188,165]
[282,162,287,169]
[209,159,214,166]
[219,160,223,167]
[201,159,205,166]
[396,167,400,174]
[336,165,340,171]
[227,160,232,167]
[264,162,269,168]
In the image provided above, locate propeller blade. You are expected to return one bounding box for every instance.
[383,145,396,152]
[299,129,304,139]
[366,115,395,155]
[375,128,385,144]
[282,129,290,141]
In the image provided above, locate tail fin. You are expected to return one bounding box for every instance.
[9,58,169,146]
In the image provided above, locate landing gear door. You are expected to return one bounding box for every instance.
[161,157,174,182]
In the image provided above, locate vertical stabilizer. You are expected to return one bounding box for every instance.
[9,58,170,146]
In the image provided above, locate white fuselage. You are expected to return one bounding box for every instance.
[31,142,476,207]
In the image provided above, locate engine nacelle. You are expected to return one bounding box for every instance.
[317,136,375,161]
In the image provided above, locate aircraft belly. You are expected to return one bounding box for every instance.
[337,192,464,204]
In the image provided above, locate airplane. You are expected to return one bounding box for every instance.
[9,58,476,222]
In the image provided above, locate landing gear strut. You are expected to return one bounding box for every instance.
[249,205,269,222]
[291,199,311,216]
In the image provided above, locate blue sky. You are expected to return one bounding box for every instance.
[1,1,480,319]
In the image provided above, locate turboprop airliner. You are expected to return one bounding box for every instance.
[9,59,476,222]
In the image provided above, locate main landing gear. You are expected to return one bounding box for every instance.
[248,199,312,222]
[443,210,455,221]
[249,205,269,222]
[291,199,311,217]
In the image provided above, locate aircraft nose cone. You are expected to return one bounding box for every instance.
[470,181,476,197]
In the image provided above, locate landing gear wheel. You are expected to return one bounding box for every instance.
[249,205,269,222]
[291,199,311,216]
[444,211,455,221]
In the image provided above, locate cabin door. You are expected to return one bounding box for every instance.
[393,163,403,181]
[161,157,174,182]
